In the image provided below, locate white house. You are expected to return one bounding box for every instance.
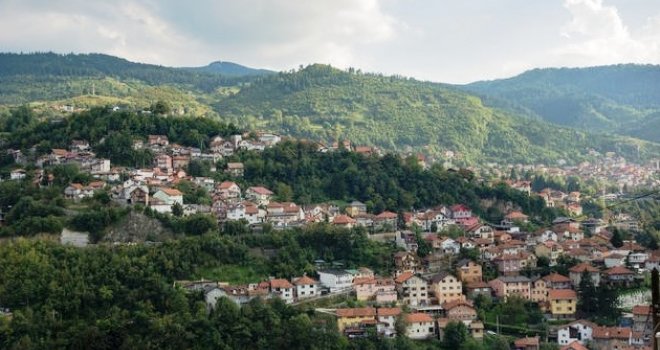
[268,279,295,304]
[405,313,435,339]
[292,275,319,300]
[318,269,354,293]
[377,308,402,338]
[245,186,274,206]
[557,320,595,346]
[152,188,184,205]
[9,169,26,181]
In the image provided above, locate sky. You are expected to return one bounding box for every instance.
[1,0,659,83]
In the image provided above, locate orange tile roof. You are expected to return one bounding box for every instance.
[632,305,651,316]
[269,279,293,289]
[605,266,634,275]
[333,214,356,224]
[406,313,433,323]
[375,211,398,219]
[394,271,414,284]
[377,308,401,317]
[548,289,577,300]
[353,277,376,285]
[293,276,317,286]
[592,326,632,339]
[160,188,183,196]
[543,273,571,283]
[561,341,588,350]
[569,262,600,273]
[336,307,376,318]
[248,186,273,195]
[514,336,539,347]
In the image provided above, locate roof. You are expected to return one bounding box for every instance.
[394,272,414,284]
[406,313,433,323]
[442,300,475,311]
[292,276,318,286]
[226,162,244,169]
[514,336,539,347]
[450,204,471,212]
[560,341,589,350]
[353,277,376,286]
[219,181,238,190]
[569,262,600,273]
[375,211,398,219]
[336,307,376,318]
[269,278,294,289]
[548,289,577,300]
[248,186,273,195]
[505,211,528,219]
[318,269,351,276]
[605,266,635,275]
[333,214,356,224]
[494,275,531,283]
[377,308,401,317]
[632,305,651,316]
[543,273,571,283]
[159,188,183,196]
[430,272,457,284]
[592,326,632,339]
[466,281,490,289]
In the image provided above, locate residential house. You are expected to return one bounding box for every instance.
[535,241,564,266]
[245,186,274,206]
[122,185,149,205]
[436,237,461,255]
[292,275,318,300]
[336,308,376,333]
[377,308,401,338]
[268,279,295,304]
[514,336,539,350]
[548,289,577,319]
[450,204,472,219]
[374,278,398,304]
[560,341,589,350]
[266,202,304,225]
[9,169,26,181]
[604,253,627,268]
[405,313,435,340]
[346,201,367,217]
[489,275,532,300]
[374,211,398,230]
[493,252,535,276]
[318,269,354,292]
[632,305,651,339]
[591,326,632,350]
[443,300,477,322]
[395,272,429,306]
[604,266,635,287]
[502,211,529,227]
[353,277,377,301]
[332,214,356,229]
[466,281,492,299]
[557,319,596,346]
[394,251,423,276]
[456,259,482,284]
[543,273,572,289]
[217,181,242,200]
[430,272,464,305]
[531,277,548,303]
[148,135,169,147]
[225,162,244,177]
[569,263,601,287]
[155,154,173,171]
[153,188,184,205]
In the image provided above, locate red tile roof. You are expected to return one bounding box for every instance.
[632,305,651,316]
[406,313,433,323]
[561,341,588,350]
[269,279,293,289]
[592,326,632,339]
[514,336,539,347]
[293,276,317,286]
[336,307,376,318]
[333,214,356,225]
[394,271,414,284]
[605,266,634,275]
[160,188,183,196]
[353,277,376,286]
[548,289,577,300]
[377,307,401,317]
[543,273,571,283]
[248,186,273,195]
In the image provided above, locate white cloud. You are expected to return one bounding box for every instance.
[553,0,660,66]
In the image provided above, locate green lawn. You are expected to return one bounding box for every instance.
[193,265,266,284]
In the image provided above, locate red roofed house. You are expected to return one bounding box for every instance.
[245,186,274,206]
[217,181,242,200]
[353,277,377,301]
[292,275,318,300]
[569,263,601,287]
[374,211,398,230]
[395,272,429,306]
[268,278,295,304]
[405,313,435,339]
[591,326,632,350]
[332,214,356,229]
[450,204,472,219]
[604,266,635,287]
[502,211,529,226]
[560,341,588,350]
[632,305,651,339]
[377,307,401,338]
[336,308,376,333]
[514,336,539,350]
[548,289,577,319]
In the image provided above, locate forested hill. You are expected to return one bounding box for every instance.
[214,64,658,163]
[464,64,660,142]
[1,54,658,164]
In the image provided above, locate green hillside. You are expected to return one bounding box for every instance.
[215,64,658,163]
[465,64,660,142]
[1,54,658,164]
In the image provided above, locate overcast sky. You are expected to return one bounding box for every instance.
[1,0,659,83]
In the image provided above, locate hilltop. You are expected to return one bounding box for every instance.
[464,64,660,142]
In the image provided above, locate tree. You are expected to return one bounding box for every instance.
[171,203,184,217]
[151,100,171,115]
[610,228,624,248]
[577,270,598,317]
[443,321,468,349]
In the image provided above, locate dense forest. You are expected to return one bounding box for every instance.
[465,64,660,142]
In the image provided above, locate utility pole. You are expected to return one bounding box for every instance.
[496,315,500,334]
[652,268,660,350]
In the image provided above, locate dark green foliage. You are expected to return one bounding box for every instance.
[69,207,130,242]
[610,228,624,248]
[443,321,469,349]
[577,271,598,317]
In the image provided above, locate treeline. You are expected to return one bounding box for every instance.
[234,140,560,223]
[0,52,254,92]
